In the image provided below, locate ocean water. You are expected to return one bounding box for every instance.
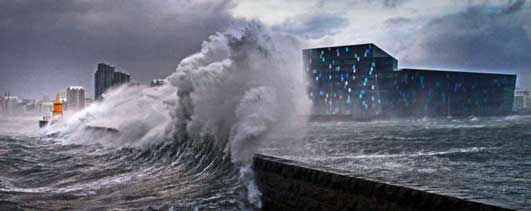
[0,116,244,210]
[0,23,308,210]
[261,115,531,210]
[2,115,531,210]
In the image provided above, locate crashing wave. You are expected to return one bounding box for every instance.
[44,22,310,209]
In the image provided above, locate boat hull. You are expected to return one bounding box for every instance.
[39,120,49,128]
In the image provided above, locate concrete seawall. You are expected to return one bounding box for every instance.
[253,154,514,211]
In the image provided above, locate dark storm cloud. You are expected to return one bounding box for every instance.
[0,0,235,99]
[397,1,531,87]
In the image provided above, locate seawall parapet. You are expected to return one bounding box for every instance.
[253,154,514,211]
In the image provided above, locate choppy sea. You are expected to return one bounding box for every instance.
[262,115,531,210]
[1,115,531,210]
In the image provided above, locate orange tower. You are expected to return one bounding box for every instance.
[52,96,63,119]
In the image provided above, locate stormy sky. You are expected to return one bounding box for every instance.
[1,0,530,99]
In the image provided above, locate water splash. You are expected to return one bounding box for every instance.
[45,22,310,208]
[166,22,310,208]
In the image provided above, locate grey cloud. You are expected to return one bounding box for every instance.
[380,0,410,8]
[0,0,235,98]
[316,0,411,9]
[274,15,348,39]
[384,17,411,25]
[400,3,531,87]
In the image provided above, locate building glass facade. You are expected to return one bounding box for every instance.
[303,44,397,118]
[95,63,115,100]
[304,44,517,118]
[94,63,130,100]
[113,71,131,86]
[380,69,516,117]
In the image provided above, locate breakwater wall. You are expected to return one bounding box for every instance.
[253,154,514,211]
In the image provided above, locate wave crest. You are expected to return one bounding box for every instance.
[45,22,310,209]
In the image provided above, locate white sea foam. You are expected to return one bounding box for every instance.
[41,84,174,149]
[340,147,488,159]
[44,22,311,208]
[280,147,489,163]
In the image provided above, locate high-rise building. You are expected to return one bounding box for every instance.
[113,71,131,86]
[94,63,131,100]
[514,89,530,112]
[150,79,166,87]
[95,63,115,100]
[304,44,517,118]
[66,86,85,111]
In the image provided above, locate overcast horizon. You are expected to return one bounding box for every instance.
[1,0,530,99]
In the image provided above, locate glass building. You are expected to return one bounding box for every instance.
[303,44,398,118]
[304,44,517,118]
[380,69,516,117]
[94,63,130,100]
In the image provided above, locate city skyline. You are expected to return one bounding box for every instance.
[1,0,530,99]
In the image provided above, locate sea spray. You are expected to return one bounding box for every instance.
[239,164,262,209]
[44,83,176,147]
[47,22,310,209]
[167,22,310,208]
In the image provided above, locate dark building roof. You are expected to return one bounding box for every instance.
[303,43,397,61]
[398,68,517,77]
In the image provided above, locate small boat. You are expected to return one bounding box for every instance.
[39,116,50,128]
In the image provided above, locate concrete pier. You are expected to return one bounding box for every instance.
[253,154,514,211]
